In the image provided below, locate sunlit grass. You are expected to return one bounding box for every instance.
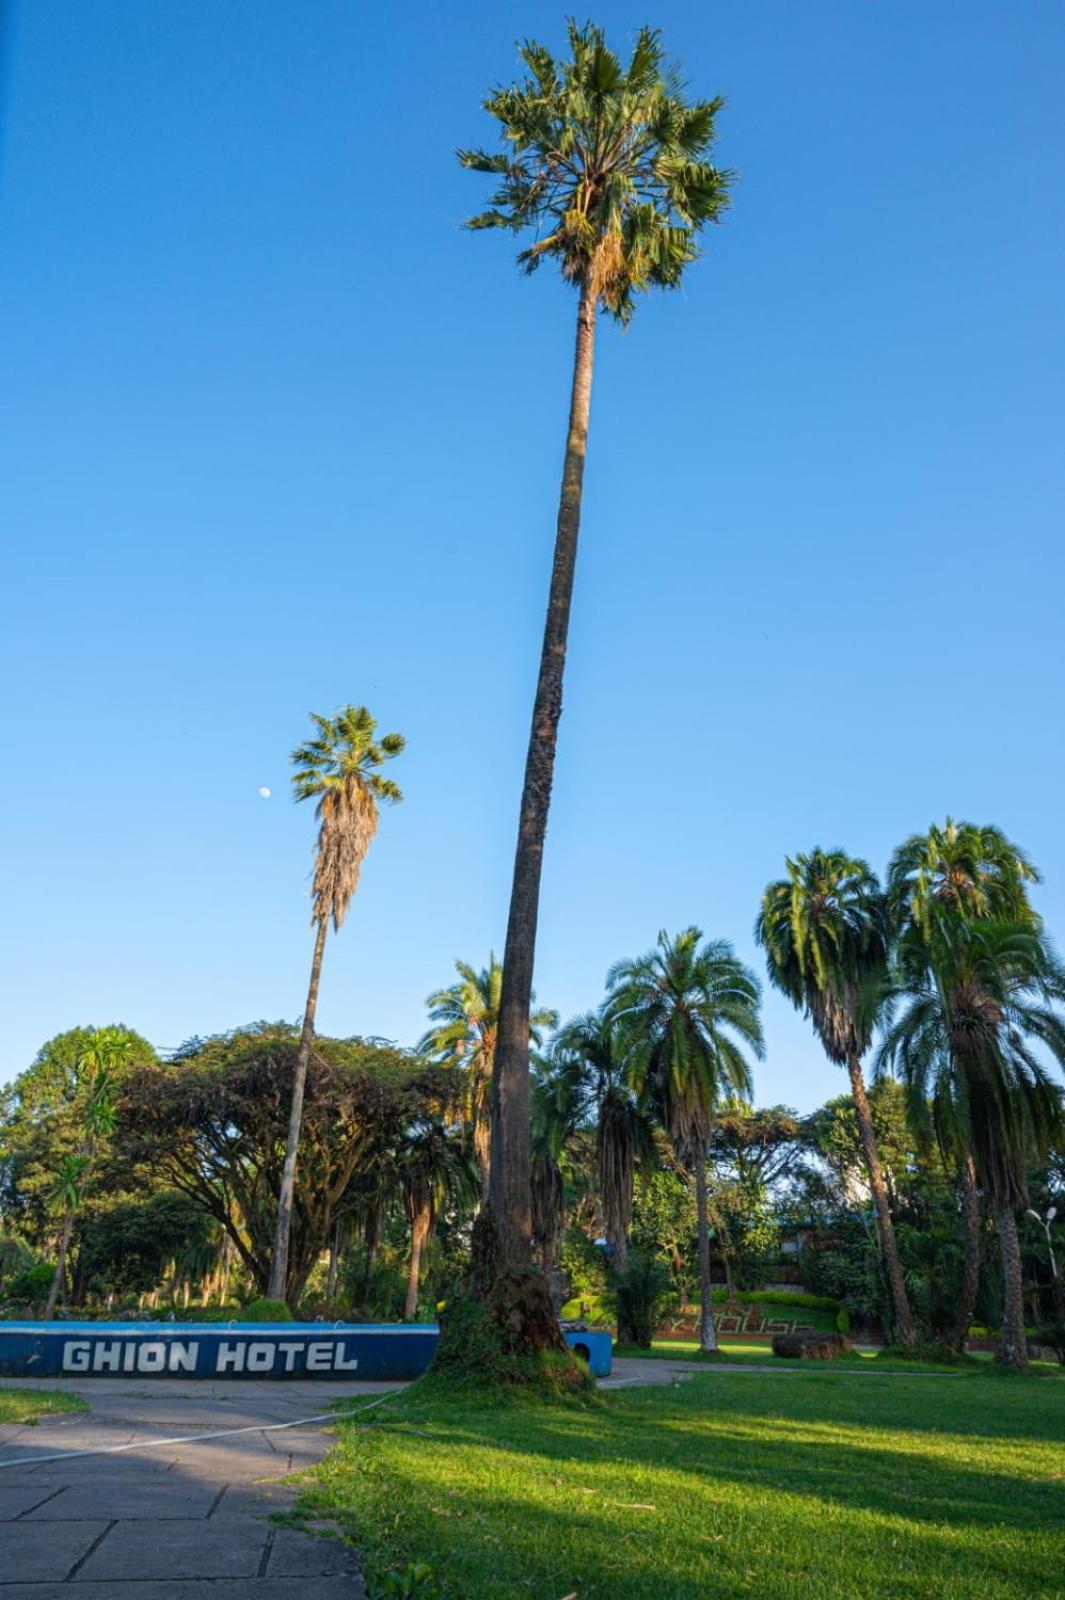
[0,1386,88,1425]
[302,1367,1065,1598]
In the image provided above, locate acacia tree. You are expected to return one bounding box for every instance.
[887,819,1042,1349]
[607,929,763,1353]
[458,21,732,1353]
[879,917,1065,1371]
[268,706,404,1302]
[757,849,917,1346]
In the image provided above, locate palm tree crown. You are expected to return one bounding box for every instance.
[607,928,763,1158]
[292,705,404,931]
[887,818,1041,939]
[756,849,889,1065]
[459,21,732,321]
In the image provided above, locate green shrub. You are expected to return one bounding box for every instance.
[241,1297,293,1322]
[5,1262,55,1307]
[613,1254,675,1347]
[836,1306,851,1334]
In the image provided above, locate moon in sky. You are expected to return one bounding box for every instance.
[259,787,272,799]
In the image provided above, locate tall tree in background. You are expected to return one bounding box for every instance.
[757,849,916,1346]
[397,1121,478,1322]
[879,917,1065,1371]
[459,21,732,1348]
[419,957,556,1204]
[607,929,763,1353]
[43,1028,131,1318]
[887,819,1042,1349]
[267,706,404,1302]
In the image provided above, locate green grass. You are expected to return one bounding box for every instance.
[302,1367,1065,1599]
[0,1386,88,1425]
[615,1338,1065,1376]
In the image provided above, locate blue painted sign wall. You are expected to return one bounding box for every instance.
[0,1322,612,1380]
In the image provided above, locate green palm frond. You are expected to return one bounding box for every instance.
[460,21,732,323]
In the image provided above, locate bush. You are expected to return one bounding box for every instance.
[772,1331,852,1360]
[613,1254,675,1348]
[5,1262,55,1308]
[1034,1318,1065,1365]
[241,1297,293,1322]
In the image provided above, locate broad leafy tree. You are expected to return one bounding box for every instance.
[757,849,917,1345]
[607,929,763,1353]
[459,22,732,1351]
[268,705,404,1301]
[879,917,1065,1370]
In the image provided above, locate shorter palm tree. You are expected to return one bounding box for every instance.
[607,930,764,1354]
[757,849,916,1346]
[269,706,404,1303]
[419,957,556,1204]
[395,1121,478,1322]
[530,1047,586,1280]
[879,915,1065,1371]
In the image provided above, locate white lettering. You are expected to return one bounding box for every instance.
[246,1342,274,1374]
[93,1341,122,1373]
[63,1341,91,1373]
[124,1343,138,1373]
[138,1342,166,1373]
[216,1341,246,1373]
[169,1341,198,1373]
[306,1341,332,1371]
[276,1341,306,1372]
[333,1343,359,1372]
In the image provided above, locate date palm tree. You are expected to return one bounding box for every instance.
[878,916,1065,1371]
[460,22,732,1322]
[607,929,763,1353]
[267,705,404,1303]
[530,1047,586,1281]
[887,820,1042,1349]
[396,1121,478,1322]
[44,1028,130,1319]
[419,957,556,1205]
[756,849,916,1346]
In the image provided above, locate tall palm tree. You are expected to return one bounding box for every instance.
[607,929,763,1354]
[878,916,1065,1371]
[267,705,404,1302]
[396,1121,478,1322]
[460,24,732,1298]
[530,1047,586,1281]
[887,820,1042,1349]
[556,1009,653,1271]
[419,957,556,1204]
[44,1028,130,1319]
[756,849,916,1346]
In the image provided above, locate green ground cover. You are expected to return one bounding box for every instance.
[303,1367,1065,1600]
[0,1386,87,1424]
[616,1338,1065,1375]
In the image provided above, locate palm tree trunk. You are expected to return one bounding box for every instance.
[488,278,597,1274]
[326,1218,341,1304]
[949,1155,981,1352]
[847,1052,916,1347]
[694,1156,719,1355]
[44,1210,75,1321]
[268,916,328,1302]
[404,1207,430,1322]
[994,1202,1029,1372]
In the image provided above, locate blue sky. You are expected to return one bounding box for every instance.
[3,1,1063,1108]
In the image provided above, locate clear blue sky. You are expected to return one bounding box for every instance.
[3,1,1063,1109]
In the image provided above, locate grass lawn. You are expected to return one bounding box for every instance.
[303,1366,1065,1599]
[0,1386,88,1425]
[615,1338,1065,1376]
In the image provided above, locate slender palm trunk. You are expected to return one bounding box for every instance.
[268,916,328,1302]
[847,1052,916,1347]
[44,1210,75,1321]
[361,1205,382,1302]
[694,1156,719,1355]
[950,1155,981,1352]
[404,1207,431,1322]
[326,1218,341,1304]
[488,280,597,1269]
[994,1202,1029,1372]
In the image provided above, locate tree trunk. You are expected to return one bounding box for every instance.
[361,1207,381,1303]
[949,1154,981,1352]
[695,1156,719,1354]
[488,277,597,1281]
[404,1207,430,1322]
[44,1211,75,1320]
[326,1218,341,1304]
[994,1202,1029,1373]
[268,916,328,1302]
[847,1051,916,1347]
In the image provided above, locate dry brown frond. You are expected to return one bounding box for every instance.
[311,779,378,930]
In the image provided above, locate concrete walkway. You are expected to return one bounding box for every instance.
[0,1377,397,1597]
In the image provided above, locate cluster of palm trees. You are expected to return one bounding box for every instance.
[758,822,1065,1372]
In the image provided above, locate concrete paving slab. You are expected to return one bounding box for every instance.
[1,1581,364,1599]
[0,1482,69,1521]
[266,1526,360,1578]
[23,1479,221,1520]
[72,1516,267,1582]
[0,1518,112,1582]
